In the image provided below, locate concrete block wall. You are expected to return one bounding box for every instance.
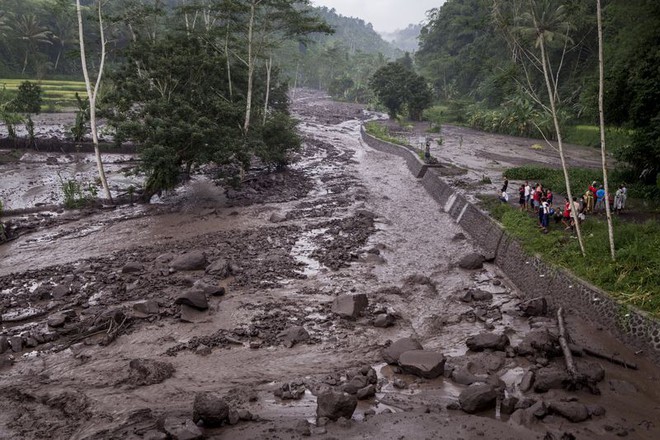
[361,127,660,361]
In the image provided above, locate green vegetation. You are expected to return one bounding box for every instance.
[0,78,86,111]
[483,198,660,317]
[364,122,407,146]
[58,173,98,209]
[564,125,633,151]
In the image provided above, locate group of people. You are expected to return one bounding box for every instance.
[502,179,629,234]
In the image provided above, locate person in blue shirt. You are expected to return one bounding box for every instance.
[595,186,606,212]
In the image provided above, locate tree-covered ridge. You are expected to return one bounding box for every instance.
[381,24,423,53]
[414,0,660,184]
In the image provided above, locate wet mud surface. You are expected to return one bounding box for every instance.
[0,90,659,439]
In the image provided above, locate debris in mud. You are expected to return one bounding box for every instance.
[126,358,175,386]
[170,251,208,271]
[466,332,510,352]
[519,297,548,317]
[274,381,306,400]
[382,338,424,364]
[458,253,486,270]
[309,212,376,271]
[316,389,358,421]
[332,293,368,319]
[192,392,230,427]
[459,383,498,414]
[398,350,446,379]
[277,325,310,348]
[175,289,209,310]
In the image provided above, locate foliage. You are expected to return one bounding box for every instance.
[251,112,301,169]
[364,121,406,146]
[11,80,42,114]
[488,200,660,317]
[563,125,633,151]
[58,173,98,209]
[369,59,432,120]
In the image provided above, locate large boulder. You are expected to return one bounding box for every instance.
[170,251,207,271]
[519,297,548,317]
[206,259,232,278]
[458,253,485,270]
[316,390,357,421]
[534,367,571,392]
[515,329,559,357]
[277,326,310,348]
[398,350,446,379]
[382,338,423,364]
[133,300,160,316]
[459,383,498,414]
[548,401,590,423]
[466,333,510,352]
[175,290,209,310]
[332,294,368,319]
[192,392,229,427]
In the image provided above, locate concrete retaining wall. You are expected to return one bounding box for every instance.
[361,127,660,362]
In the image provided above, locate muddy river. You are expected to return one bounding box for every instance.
[0,90,658,439]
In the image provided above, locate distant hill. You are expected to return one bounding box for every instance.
[380,24,423,53]
[310,7,402,59]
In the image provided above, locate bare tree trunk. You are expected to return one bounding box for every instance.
[262,55,272,126]
[539,38,585,256]
[225,24,233,100]
[291,60,299,100]
[243,2,256,134]
[77,0,112,203]
[597,0,616,260]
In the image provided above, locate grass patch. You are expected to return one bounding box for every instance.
[364,121,408,146]
[481,196,660,316]
[0,78,86,111]
[564,125,633,151]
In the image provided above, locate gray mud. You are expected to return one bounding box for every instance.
[0,90,658,440]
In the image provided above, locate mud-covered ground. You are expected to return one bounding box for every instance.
[0,90,659,440]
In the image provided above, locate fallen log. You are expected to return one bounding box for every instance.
[583,347,638,370]
[557,307,579,382]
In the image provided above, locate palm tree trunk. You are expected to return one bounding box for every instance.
[539,38,586,256]
[77,0,112,203]
[597,0,616,260]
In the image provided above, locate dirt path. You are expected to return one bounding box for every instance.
[0,91,658,440]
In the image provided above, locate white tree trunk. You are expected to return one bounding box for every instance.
[539,39,585,256]
[243,2,256,133]
[225,25,233,100]
[77,0,112,203]
[263,55,272,126]
[597,0,616,260]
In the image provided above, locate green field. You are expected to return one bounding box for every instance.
[0,79,87,112]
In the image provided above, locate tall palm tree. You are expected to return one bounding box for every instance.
[515,0,586,256]
[13,14,53,74]
[0,10,11,40]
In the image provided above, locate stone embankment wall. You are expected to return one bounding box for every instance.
[361,126,660,362]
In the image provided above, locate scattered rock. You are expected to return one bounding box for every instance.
[0,336,8,354]
[534,367,571,392]
[373,313,395,328]
[50,284,70,299]
[458,383,498,414]
[237,409,253,421]
[548,401,590,423]
[121,262,144,274]
[8,336,22,353]
[179,304,208,323]
[332,294,368,319]
[227,409,240,425]
[356,385,376,400]
[274,381,306,400]
[269,212,287,223]
[162,417,203,440]
[471,289,493,301]
[175,290,209,310]
[501,396,519,415]
[398,350,446,379]
[452,233,467,241]
[170,251,207,271]
[277,326,310,348]
[316,390,357,421]
[519,297,548,317]
[382,338,423,364]
[520,370,535,392]
[133,300,159,316]
[458,253,485,270]
[193,280,225,296]
[47,313,68,328]
[128,359,175,386]
[295,420,311,437]
[192,392,229,427]
[466,333,510,352]
[587,405,606,417]
[516,329,559,356]
[206,259,232,278]
[451,369,487,386]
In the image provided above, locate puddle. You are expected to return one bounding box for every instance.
[291,228,328,276]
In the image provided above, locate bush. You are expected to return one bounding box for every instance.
[253,112,301,170]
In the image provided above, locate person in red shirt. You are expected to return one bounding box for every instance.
[562,198,572,230]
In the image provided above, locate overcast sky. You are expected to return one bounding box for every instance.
[311,0,444,33]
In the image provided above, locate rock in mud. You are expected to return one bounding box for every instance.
[180,304,208,323]
[128,359,175,386]
[274,382,306,400]
[0,355,14,369]
[122,262,144,273]
[277,326,310,348]
[516,329,559,356]
[163,417,203,440]
[170,251,208,271]
[398,350,446,379]
[206,259,232,278]
[548,401,590,423]
[269,212,287,223]
[466,333,510,352]
[519,297,548,317]
[577,360,605,383]
[133,300,159,316]
[458,383,498,414]
[0,336,8,354]
[193,280,225,296]
[534,367,571,392]
[356,385,376,400]
[175,290,209,310]
[520,370,535,392]
[316,390,357,421]
[332,293,368,319]
[192,392,229,427]
[382,338,423,364]
[47,313,68,328]
[9,336,22,352]
[295,420,311,436]
[373,313,395,328]
[451,369,487,386]
[458,253,485,270]
[501,396,519,415]
[50,284,70,299]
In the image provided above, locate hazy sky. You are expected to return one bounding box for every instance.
[311,0,444,33]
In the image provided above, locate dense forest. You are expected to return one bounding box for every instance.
[381,24,423,53]
[415,0,660,184]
